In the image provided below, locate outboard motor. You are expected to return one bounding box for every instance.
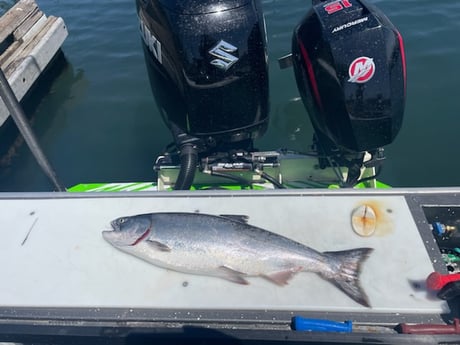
[291,0,406,186]
[136,0,269,189]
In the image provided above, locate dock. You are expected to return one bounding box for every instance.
[0,0,68,126]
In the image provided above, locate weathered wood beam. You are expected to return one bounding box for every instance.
[0,0,68,125]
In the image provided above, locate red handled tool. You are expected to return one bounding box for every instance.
[426,272,460,290]
[398,318,460,335]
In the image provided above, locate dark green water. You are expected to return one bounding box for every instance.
[0,0,459,191]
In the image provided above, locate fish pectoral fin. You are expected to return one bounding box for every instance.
[146,240,171,252]
[218,266,249,285]
[263,267,303,286]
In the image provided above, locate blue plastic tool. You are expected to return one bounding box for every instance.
[292,316,353,333]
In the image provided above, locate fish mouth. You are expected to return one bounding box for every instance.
[110,220,121,232]
[101,221,126,245]
[101,230,117,244]
[102,218,152,246]
[101,227,152,247]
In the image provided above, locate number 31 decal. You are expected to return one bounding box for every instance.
[324,0,352,15]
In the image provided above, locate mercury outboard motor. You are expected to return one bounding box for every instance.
[136,0,269,189]
[291,0,406,186]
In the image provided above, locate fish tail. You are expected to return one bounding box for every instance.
[322,248,373,307]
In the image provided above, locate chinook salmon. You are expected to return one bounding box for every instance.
[102,212,373,307]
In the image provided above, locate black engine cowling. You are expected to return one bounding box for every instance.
[292,0,406,154]
[136,0,269,151]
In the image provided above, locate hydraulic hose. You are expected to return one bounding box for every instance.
[174,143,198,190]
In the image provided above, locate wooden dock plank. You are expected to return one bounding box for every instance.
[7,16,67,78]
[13,7,45,41]
[0,0,39,46]
[1,14,49,73]
[0,0,68,126]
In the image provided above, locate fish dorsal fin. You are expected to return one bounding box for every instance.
[146,240,171,252]
[219,214,249,224]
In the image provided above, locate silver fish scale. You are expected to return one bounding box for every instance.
[141,213,330,276]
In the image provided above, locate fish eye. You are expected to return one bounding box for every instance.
[118,218,127,224]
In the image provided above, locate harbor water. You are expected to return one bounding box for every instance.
[0,0,459,190]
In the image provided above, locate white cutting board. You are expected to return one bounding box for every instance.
[0,192,447,314]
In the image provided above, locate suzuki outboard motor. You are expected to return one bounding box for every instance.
[291,0,406,186]
[136,0,269,189]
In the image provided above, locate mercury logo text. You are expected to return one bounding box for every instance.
[332,17,368,33]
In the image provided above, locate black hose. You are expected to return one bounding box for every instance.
[174,143,198,190]
[257,170,285,189]
[210,170,252,188]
